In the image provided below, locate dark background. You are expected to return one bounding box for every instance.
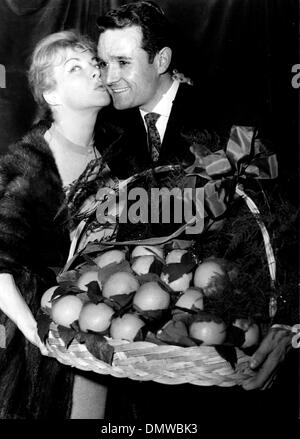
[0,0,298,154]
[0,0,298,198]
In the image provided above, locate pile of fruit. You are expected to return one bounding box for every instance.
[39,242,262,364]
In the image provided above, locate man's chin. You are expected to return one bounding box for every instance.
[112,99,132,110]
[110,91,134,110]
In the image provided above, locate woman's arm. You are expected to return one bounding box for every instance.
[0,137,64,357]
[0,273,48,354]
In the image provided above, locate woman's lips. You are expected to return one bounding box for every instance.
[94,84,106,90]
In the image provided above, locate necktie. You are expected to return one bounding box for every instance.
[144,112,161,162]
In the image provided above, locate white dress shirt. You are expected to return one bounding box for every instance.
[140,79,180,144]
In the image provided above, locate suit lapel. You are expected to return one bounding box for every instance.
[159,84,194,165]
[125,109,150,158]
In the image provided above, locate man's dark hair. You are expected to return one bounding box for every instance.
[97,1,175,67]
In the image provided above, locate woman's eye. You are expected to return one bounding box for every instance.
[119,60,129,66]
[69,65,81,73]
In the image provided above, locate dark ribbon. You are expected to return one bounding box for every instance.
[185,125,278,219]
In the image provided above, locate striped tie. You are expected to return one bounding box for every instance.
[144,112,161,162]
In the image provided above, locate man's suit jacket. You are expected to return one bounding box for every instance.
[94,83,229,241]
[96,83,229,179]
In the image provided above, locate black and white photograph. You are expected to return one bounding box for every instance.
[0,0,298,435]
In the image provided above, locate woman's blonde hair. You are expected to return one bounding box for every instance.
[28,30,97,119]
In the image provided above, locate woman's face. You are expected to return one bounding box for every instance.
[48,47,110,111]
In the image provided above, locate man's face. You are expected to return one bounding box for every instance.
[97,26,161,111]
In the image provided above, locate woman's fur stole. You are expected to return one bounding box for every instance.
[0,123,73,419]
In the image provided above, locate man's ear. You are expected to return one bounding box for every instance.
[43,89,60,107]
[155,47,172,74]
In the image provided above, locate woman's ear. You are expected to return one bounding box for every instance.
[43,89,60,107]
[155,47,172,74]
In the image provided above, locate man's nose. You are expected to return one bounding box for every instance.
[105,64,120,85]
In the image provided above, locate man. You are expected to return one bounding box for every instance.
[96,1,226,179]
[95,1,296,419]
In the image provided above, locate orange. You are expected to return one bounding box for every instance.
[40,285,59,310]
[110,313,145,341]
[131,255,155,275]
[131,245,164,259]
[51,295,83,328]
[76,269,100,291]
[102,271,139,298]
[165,249,188,264]
[94,249,126,268]
[194,261,225,290]
[161,270,192,292]
[189,320,226,345]
[78,302,114,333]
[133,281,170,311]
[175,288,204,310]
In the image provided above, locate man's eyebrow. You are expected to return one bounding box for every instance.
[116,56,132,60]
[105,55,132,61]
[97,55,132,63]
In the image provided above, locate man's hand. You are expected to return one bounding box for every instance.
[242,326,293,390]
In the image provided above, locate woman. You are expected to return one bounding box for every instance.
[0,30,111,419]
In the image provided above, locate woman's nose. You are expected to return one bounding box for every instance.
[92,68,101,80]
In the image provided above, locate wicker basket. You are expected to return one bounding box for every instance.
[45,183,277,387]
[46,322,257,386]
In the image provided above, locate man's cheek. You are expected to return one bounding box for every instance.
[106,86,114,96]
[101,73,108,85]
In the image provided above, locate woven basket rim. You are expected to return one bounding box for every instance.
[46,322,257,386]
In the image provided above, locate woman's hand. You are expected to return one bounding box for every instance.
[0,273,48,355]
[19,318,49,355]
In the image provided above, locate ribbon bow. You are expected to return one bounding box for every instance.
[186,125,278,220]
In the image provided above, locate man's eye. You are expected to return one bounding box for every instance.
[98,61,107,69]
[119,60,129,66]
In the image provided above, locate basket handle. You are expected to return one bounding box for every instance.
[235,185,276,285]
[235,184,277,319]
[67,218,89,263]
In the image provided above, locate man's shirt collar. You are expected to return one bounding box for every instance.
[140,79,180,119]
